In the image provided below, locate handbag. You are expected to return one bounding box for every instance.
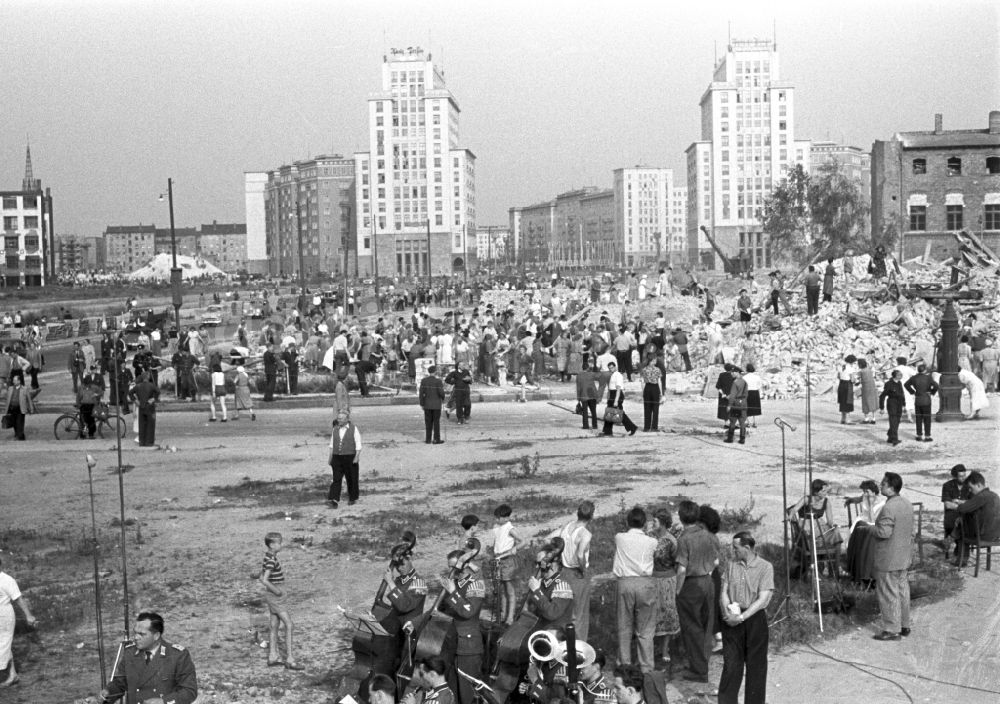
[1,413,11,429]
[603,405,623,424]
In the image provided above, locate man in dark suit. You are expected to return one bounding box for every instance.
[872,472,914,641]
[263,344,278,402]
[879,369,906,445]
[129,371,160,447]
[419,365,446,444]
[903,363,938,442]
[576,361,599,430]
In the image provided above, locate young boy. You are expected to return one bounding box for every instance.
[461,514,480,542]
[490,504,523,625]
[259,532,305,671]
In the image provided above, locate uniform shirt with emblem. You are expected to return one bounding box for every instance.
[442,573,485,655]
[527,575,574,629]
[104,639,198,704]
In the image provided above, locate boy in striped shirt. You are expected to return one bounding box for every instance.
[259,532,305,671]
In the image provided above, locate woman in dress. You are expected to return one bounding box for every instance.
[743,362,764,428]
[787,479,842,578]
[553,330,571,382]
[648,507,680,668]
[715,364,735,428]
[842,479,886,584]
[567,332,584,378]
[233,365,255,421]
[857,358,879,424]
[837,355,859,424]
[957,335,973,375]
[0,556,37,687]
[958,367,989,419]
[208,361,228,422]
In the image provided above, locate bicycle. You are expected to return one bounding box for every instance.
[53,403,127,440]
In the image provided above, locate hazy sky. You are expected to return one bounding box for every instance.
[2,0,997,237]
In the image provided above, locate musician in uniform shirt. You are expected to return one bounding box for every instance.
[401,656,456,704]
[98,612,197,704]
[440,549,485,704]
[579,649,615,704]
[362,545,429,698]
[525,543,574,631]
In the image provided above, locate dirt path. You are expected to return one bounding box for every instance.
[1,396,997,703]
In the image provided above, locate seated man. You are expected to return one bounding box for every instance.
[953,471,1000,566]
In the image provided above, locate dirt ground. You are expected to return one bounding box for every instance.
[2,395,998,704]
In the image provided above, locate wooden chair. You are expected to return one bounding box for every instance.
[968,519,1000,578]
[846,501,924,564]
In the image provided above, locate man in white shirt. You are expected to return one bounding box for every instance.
[327,410,362,508]
[549,500,595,640]
[595,348,617,399]
[613,506,658,673]
[893,356,917,422]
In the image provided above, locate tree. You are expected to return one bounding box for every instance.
[761,160,871,265]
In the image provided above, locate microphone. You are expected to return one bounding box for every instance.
[773,417,797,432]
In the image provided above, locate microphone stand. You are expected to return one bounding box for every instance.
[773,417,796,621]
[85,453,108,688]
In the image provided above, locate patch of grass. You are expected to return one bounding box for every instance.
[493,439,534,451]
[717,495,765,532]
[321,510,457,557]
[209,476,327,506]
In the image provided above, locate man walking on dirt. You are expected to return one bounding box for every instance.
[419,365,445,444]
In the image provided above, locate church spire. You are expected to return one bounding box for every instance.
[23,141,41,192]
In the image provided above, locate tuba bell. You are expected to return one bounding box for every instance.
[556,639,596,669]
[527,629,562,662]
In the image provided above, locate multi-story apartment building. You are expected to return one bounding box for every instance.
[199,222,248,273]
[872,111,1000,260]
[510,188,619,269]
[614,167,674,267]
[354,47,476,280]
[476,225,510,267]
[264,154,355,280]
[580,189,617,267]
[669,186,688,258]
[686,38,810,270]
[1,146,53,287]
[104,225,157,273]
[54,235,105,272]
[810,141,871,204]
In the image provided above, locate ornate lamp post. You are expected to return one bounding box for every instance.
[936,299,965,421]
[159,179,182,337]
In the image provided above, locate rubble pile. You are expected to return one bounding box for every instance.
[473,242,997,400]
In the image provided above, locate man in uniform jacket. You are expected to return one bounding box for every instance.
[872,472,914,640]
[525,546,574,631]
[99,611,197,704]
[440,549,485,704]
[903,363,939,442]
[879,369,906,445]
[419,365,446,444]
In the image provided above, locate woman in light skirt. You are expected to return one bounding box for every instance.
[234,365,255,421]
[208,362,228,422]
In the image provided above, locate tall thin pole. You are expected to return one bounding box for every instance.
[463,222,468,286]
[167,179,181,337]
[113,352,129,636]
[342,204,350,314]
[86,453,108,688]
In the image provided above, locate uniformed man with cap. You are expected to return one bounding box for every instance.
[98,611,197,704]
[440,548,485,704]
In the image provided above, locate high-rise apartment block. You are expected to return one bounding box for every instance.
[614,167,681,266]
[354,47,476,280]
[1,145,53,287]
[263,155,355,279]
[669,186,688,256]
[686,39,810,270]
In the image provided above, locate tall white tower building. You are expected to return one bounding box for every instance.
[613,167,675,267]
[354,47,476,280]
[685,38,810,271]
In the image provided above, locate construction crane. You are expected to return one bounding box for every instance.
[699,226,750,277]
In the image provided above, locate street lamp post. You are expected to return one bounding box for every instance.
[162,178,182,338]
